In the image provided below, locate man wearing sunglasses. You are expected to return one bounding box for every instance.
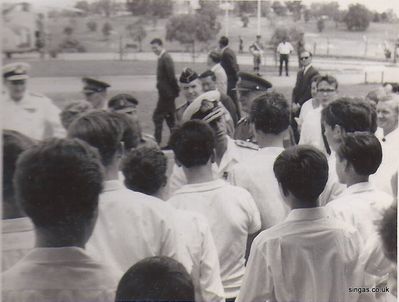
[291,51,319,143]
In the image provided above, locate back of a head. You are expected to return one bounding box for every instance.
[14,138,103,228]
[122,146,167,196]
[150,38,163,46]
[115,256,195,302]
[208,50,222,63]
[3,130,36,200]
[379,204,397,263]
[316,74,338,90]
[273,146,328,203]
[250,92,290,135]
[322,97,377,133]
[219,36,229,47]
[169,120,215,168]
[68,110,139,166]
[337,132,382,176]
[199,70,216,82]
[60,100,93,130]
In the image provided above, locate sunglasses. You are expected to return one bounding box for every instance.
[300,56,309,60]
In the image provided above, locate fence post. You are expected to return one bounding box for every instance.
[365,72,367,84]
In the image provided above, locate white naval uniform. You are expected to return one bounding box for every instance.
[211,63,228,95]
[167,136,258,196]
[237,207,366,302]
[319,151,345,206]
[168,179,261,299]
[175,210,225,302]
[3,91,65,140]
[326,182,393,244]
[229,146,289,230]
[86,180,192,276]
[372,127,399,196]
[297,98,319,129]
[2,247,119,302]
[2,217,35,272]
[299,107,327,155]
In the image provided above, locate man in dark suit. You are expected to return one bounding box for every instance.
[291,50,319,143]
[219,36,240,110]
[150,38,179,145]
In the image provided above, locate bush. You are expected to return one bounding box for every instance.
[102,22,113,39]
[317,19,325,32]
[63,26,74,36]
[87,20,97,32]
[344,4,372,31]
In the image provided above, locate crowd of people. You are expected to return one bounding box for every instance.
[2,34,398,302]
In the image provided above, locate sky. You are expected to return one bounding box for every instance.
[18,0,399,15]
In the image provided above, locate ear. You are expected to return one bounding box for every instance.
[333,124,344,140]
[210,149,216,164]
[116,142,125,159]
[277,182,289,197]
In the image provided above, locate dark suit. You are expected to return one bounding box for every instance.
[292,65,319,107]
[220,47,240,110]
[220,92,239,126]
[153,51,179,144]
[291,65,319,143]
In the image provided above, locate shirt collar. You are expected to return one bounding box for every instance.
[158,49,166,58]
[342,182,375,196]
[218,136,240,173]
[211,64,221,72]
[384,127,399,142]
[103,179,125,192]
[174,179,225,195]
[303,64,312,74]
[2,217,34,234]
[23,247,92,263]
[258,146,284,155]
[285,207,329,222]
[221,46,228,52]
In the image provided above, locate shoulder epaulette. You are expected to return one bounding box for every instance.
[29,92,46,97]
[234,140,259,151]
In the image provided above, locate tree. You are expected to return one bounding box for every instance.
[126,0,173,18]
[64,26,74,36]
[344,4,372,31]
[285,1,303,21]
[237,1,257,15]
[126,19,147,51]
[102,22,113,39]
[272,1,287,16]
[87,20,97,32]
[316,18,325,32]
[166,13,221,53]
[75,0,90,14]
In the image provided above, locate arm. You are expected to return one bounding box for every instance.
[44,97,66,138]
[163,54,179,96]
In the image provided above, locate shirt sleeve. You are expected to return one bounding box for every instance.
[198,216,225,302]
[43,98,66,138]
[242,188,261,234]
[236,237,274,302]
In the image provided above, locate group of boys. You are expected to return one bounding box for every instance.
[2,38,398,302]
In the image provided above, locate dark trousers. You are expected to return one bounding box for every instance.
[227,79,241,119]
[279,54,289,76]
[152,103,175,145]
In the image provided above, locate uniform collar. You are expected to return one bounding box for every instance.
[218,136,240,173]
[174,179,225,195]
[2,217,34,234]
[158,49,166,58]
[103,179,125,192]
[285,207,329,222]
[258,146,284,155]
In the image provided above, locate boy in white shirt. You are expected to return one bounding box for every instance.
[168,120,261,301]
[3,138,119,302]
[326,132,393,243]
[237,146,365,302]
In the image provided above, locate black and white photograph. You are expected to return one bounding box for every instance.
[2,0,398,301]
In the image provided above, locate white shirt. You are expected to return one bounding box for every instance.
[168,179,261,298]
[211,63,228,95]
[319,152,346,206]
[229,146,289,230]
[237,207,365,302]
[175,210,225,302]
[277,41,294,55]
[2,217,35,272]
[168,136,258,195]
[372,127,399,196]
[86,180,191,275]
[299,107,328,155]
[3,91,65,140]
[326,182,393,244]
[2,247,119,302]
[297,98,318,129]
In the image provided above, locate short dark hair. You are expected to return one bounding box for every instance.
[336,132,382,176]
[250,92,290,135]
[115,256,195,302]
[169,120,215,168]
[68,111,140,166]
[300,50,313,57]
[150,38,163,46]
[14,138,103,228]
[122,146,167,196]
[199,70,216,81]
[219,36,229,47]
[3,130,36,200]
[273,146,328,204]
[379,204,397,263]
[322,97,377,133]
[316,75,338,90]
[208,51,222,63]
